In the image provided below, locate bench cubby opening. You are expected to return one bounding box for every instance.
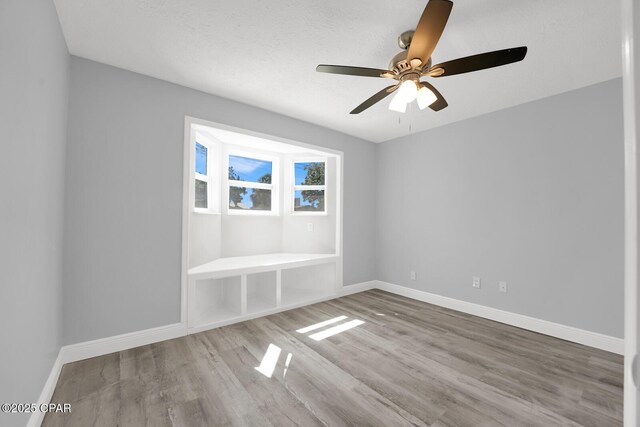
[247,271,278,314]
[281,262,335,307]
[194,276,242,325]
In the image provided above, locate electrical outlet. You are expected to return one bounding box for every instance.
[410,271,417,281]
[307,223,314,232]
[499,281,508,293]
[472,277,481,289]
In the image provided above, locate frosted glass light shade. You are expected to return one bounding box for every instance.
[417,86,438,110]
[396,80,418,103]
[388,92,407,112]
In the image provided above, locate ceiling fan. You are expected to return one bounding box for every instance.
[316,0,527,114]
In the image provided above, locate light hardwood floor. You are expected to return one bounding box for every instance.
[43,290,623,426]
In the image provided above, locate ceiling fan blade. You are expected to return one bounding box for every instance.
[316,64,392,78]
[350,85,399,114]
[420,81,448,111]
[428,46,527,77]
[406,0,453,67]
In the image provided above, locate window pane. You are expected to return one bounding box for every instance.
[229,187,272,211]
[195,142,207,175]
[294,189,325,212]
[195,179,208,209]
[295,162,325,185]
[228,155,272,184]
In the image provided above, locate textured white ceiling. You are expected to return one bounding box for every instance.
[53,0,622,143]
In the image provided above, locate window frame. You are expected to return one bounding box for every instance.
[224,148,280,216]
[192,137,219,214]
[291,157,327,216]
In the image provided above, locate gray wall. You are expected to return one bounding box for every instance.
[377,78,624,338]
[0,0,69,426]
[64,57,377,345]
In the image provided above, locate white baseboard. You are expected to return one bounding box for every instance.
[374,280,624,355]
[339,280,377,295]
[26,352,64,427]
[60,322,188,365]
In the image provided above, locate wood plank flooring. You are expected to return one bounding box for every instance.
[42,290,623,426]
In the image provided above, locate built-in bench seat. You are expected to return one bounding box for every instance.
[187,253,339,331]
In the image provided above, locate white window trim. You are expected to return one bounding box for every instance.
[291,157,327,216]
[192,134,220,214]
[224,147,280,216]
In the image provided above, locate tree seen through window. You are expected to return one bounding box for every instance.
[228,155,273,211]
[294,162,325,212]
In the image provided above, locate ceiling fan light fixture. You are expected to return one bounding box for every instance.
[388,92,408,113]
[316,0,527,115]
[396,80,419,103]
[417,85,438,110]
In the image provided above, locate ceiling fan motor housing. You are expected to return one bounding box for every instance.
[389,50,431,75]
[389,51,410,72]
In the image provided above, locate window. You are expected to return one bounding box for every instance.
[293,160,326,213]
[194,141,210,211]
[227,153,277,213]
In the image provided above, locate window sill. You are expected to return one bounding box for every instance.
[193,209,221,215]
[291,211,328,216]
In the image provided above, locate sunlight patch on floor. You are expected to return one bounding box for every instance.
[296,315,348,334]
[309,319,365,341]
[255,343,282,378]
[283,353,293,378]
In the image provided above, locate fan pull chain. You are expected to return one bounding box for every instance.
[397,115,412,132]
